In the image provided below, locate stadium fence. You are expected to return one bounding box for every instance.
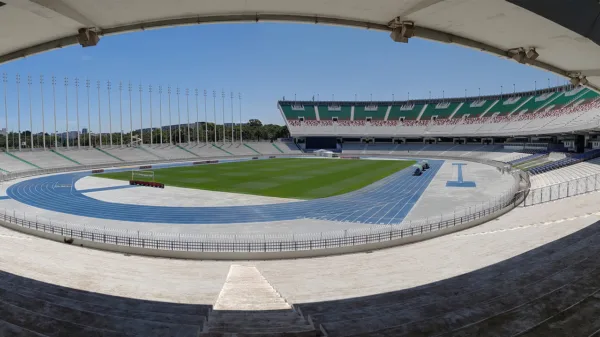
[0,154,528,255]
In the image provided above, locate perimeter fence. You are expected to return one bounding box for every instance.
[0,154,528,253]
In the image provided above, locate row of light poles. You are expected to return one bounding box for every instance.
[1,73,244,151]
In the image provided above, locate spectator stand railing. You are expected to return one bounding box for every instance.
[523,172,600,206]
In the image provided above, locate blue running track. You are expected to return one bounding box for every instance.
[6,159,443,225]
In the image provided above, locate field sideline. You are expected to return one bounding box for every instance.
[96,158,416,199]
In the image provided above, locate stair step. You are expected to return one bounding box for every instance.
[517,292,600,336]
[201,331,317,337]
[0,319,46,337]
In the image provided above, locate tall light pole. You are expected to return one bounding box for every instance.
[16,74,21,151]
[213,90,217,144]
[52,75,57,149]
[186,89,190,144]
[2,73,7,151]
[239,93,243,144]
[107,81,113,147]
[86,79,91,148]
[195,89,200,145]
[139,83,143,145]
[204,89,208,143]
[168,86,172,145]
[75,78,80,149]
[177,87,181,144]
[158,86,163,144]
[27,76,33,150]
[230,91,234,143]
[97,81,102,148]
[128,82,133,145]
[40,75,46,150]
[119,82,123,147]
[221,90,225,143]
[149,85,153,145]
[64,77,69,149]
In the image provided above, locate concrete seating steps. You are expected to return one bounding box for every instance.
[0,279,201,325]
[0,271,207,316]
[309,230,599,330]
[0,270,210,336]
[516,292,600,336]
[299,220,599,317]
[204,311,316,336]
[201,332,316,337]
[0,320,45,337]
[296,222,600,336]
[0,287,202,337]
[322,240,600,336]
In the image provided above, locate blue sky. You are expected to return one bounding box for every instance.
[0,23,567,132]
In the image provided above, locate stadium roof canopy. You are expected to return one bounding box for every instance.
[1,0,600,92]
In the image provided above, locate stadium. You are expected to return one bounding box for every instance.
[1,0,600,336]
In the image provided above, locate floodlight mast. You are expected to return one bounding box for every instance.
[149,85,153,145]
[27,75,33,150]
[40,75,46,150]
[195,89,200,145]
[16,74,20,151]
[107,80,112,147]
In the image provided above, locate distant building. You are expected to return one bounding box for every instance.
[82,128,88,134]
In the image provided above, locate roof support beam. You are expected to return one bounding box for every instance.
[0,12,597,93]
[2,0,97,27]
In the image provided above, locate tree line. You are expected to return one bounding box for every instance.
[0,119,290,149]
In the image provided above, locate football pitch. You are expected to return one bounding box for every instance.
[96,158,416,199]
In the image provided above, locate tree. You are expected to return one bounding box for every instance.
[248,119,262,127]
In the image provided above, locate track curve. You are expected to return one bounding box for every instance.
[6,159,442,224]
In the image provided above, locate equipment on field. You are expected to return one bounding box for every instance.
[131,170,155,182]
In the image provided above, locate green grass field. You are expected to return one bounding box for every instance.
[96,158,415,199]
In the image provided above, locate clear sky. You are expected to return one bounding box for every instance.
[0,23,567,132]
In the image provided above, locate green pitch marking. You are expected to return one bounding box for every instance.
[96,158,415,199]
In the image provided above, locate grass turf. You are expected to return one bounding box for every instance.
[95,158,416,199]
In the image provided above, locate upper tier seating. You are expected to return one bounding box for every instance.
[281,86,600,137]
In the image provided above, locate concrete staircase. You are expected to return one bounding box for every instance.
[202,265,316,337]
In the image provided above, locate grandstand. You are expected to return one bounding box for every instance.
[280,86,600,138]
[0,142,300,173]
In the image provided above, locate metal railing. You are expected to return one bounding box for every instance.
[1,190,525,253]
[0,154,527,253]
[523,173,600,206]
